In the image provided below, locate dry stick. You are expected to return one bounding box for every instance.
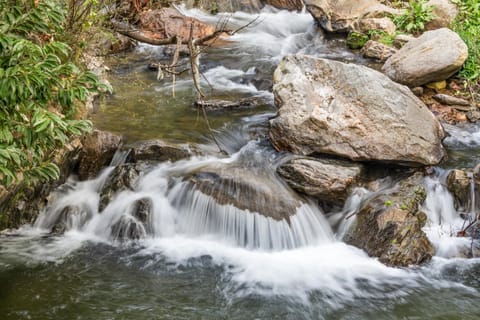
[170,36,182,97]
[187,23,227,155]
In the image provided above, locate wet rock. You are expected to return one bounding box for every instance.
[109,197,153,241]
[345,172,435,267]
[78,130,122,180]
[51,205,91,234]
[99,163,145,212]
[360,40,397,62]
[446,169,471,210]
[129,140,195,163]
[269,55,446,166]
[277,157,364,205]
[433,94,471,106]
[465,110,480,123]
[131,197,153,226]
[382,28,468,87]
[188,165,302,221]
[425,0,459,31]
[194,97,264,112]
[111,215,146,241]
[304,0,398,33]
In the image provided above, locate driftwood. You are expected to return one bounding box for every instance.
[112,13,260,155]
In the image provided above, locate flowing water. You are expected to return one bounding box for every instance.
[2,6,480,320]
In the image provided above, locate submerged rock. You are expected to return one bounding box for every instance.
[110,197,154,241]
[277,157,364,205]
[111,215,146,241]
[269,55,446,166]
[78,130,122,180]
[51,205,92,234]
[129,140,195,163]
[344,172,435,266]
[304,0,398,33]
[194,97,264,112]
[188,165,302,221]
[382,28,468,87]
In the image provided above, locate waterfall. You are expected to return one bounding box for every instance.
[422,172,475,258]
[32,148,333,250]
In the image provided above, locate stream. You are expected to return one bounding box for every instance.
[1,6,480,320]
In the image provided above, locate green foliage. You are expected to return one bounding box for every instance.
[347,30,396,50]
[451,0,480,83]
[393,0,435,33]
[346,32,370,49]
[0,0,109,186]
[367,30,396,46]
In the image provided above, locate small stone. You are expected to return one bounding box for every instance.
[393,34,416,48]
[433,94,471,106]
[360,40,397,62]
[426,80,447,90]
[411,87,424,96]
[467,110,480,123]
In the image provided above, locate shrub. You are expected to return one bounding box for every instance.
[0,0,109,186]
[451,0,480,83]
[393,0,435,33]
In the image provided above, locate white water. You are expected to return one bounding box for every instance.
[422,174,477,258]
[443,124,480,147]
[6,146,477,303]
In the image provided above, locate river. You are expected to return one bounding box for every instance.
[1,5,479,320]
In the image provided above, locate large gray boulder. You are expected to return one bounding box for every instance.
[304,0,398,33]
[269,55,446,166]
[277,157,364,204]
[382,28,468,87]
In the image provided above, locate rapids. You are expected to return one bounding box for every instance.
[1,5,480,320]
